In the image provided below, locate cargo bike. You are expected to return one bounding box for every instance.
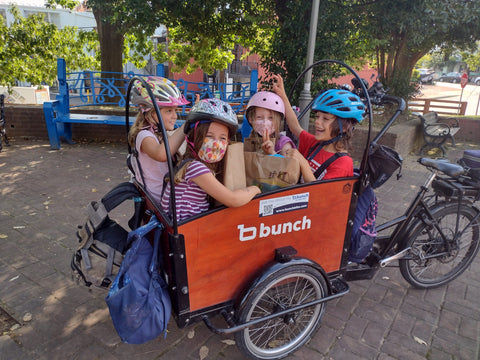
[123,60,480,360]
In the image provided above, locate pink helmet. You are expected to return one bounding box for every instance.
[131,77,189,109]
[246,91,285,119]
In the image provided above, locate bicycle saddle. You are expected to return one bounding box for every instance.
[418,158,465,177]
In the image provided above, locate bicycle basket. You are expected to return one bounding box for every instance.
[367,144,403,189]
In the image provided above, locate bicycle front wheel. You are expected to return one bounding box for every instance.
[234,264,327,360]
[399,202,480,288]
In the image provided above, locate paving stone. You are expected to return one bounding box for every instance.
[1,140,479,360]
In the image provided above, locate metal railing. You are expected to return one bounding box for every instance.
[57,59,258,116]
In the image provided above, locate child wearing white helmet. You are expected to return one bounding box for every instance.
[161,98,260,221]
[128,77,189,204]
[272,74,365,182]
[245,91,295,156]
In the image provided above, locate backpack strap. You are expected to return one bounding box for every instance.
[313,152,348,179]
[76,182,144,254]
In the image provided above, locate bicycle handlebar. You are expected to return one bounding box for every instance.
[369,94,406,148]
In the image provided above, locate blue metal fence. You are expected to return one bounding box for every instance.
[55,58,258,116]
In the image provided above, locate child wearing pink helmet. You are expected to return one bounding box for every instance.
[245,91,295,156]
[128,77,189,204]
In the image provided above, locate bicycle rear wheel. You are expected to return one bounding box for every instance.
[399,202,480,288]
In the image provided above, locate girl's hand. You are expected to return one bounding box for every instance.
[284,148,304,162]
[271,74,287,99]
[261,128,275,155]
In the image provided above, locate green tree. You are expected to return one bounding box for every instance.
[363,0,480,98]
[49,0,276,75]
[0,5,97,88]
[260,0,372,100]
[462,42,480,73]
[261,0,480,100]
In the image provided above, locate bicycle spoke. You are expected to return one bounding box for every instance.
[400,203,480,288]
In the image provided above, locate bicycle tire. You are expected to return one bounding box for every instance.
[234,264,327,360]
[399,202,480,289]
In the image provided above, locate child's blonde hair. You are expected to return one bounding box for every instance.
[128,109,164,148]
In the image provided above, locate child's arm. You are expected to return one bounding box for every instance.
[271,74,303,139]
[141,123,186,162]
[193,172,261,207]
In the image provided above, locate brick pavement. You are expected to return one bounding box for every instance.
[0,139,479,360]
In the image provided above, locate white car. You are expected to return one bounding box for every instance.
[474,76,480,86]
[418,68,435,84]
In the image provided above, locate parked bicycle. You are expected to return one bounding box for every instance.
[107,59,480,359]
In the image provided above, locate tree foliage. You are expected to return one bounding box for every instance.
[49,0,276,75]
[262,0,480,100]
[260,0,373,100]
[0,5,97,88]
[15,0,480,100]
[361,0,480,98]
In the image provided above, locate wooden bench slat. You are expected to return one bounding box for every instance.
[67,114,136,125]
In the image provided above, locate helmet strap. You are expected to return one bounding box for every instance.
[139,104,151,114]
[185,121,201,159]
[306,132,347,161]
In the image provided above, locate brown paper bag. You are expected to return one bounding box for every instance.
[243,136,262,153]
[223,142,247,190]
[244,152,300,192]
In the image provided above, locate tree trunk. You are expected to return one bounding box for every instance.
[93,7,124,74]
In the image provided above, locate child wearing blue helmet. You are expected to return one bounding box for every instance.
[272,74,365,182]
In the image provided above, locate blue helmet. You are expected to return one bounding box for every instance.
[312,89,365,123]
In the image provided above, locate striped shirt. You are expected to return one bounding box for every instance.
[161,161,212,221]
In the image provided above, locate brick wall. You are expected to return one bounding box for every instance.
[4,105,130,144]
[456,117,480,142]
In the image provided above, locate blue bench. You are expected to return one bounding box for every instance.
[44,58,258,149]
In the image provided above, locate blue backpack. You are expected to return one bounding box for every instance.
[349,185,378,263]
[105,215,171,344]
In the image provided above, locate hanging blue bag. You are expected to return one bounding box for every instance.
[349,185,378,263]
[105,215,171,344]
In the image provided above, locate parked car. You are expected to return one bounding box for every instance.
[474,76,480,86]
[438,72,462,83]
[417,69,435,84]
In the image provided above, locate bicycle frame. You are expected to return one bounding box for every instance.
[375,167,480,268]
[375,169,439,265]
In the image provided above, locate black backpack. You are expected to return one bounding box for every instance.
[71,182,144,289]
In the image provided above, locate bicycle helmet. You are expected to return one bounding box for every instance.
[246,91,285,120]
[312,89,365,123]
[185,98,238,135]
[131,76,189,108]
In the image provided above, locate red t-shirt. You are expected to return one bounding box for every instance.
[298,131,353,180]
